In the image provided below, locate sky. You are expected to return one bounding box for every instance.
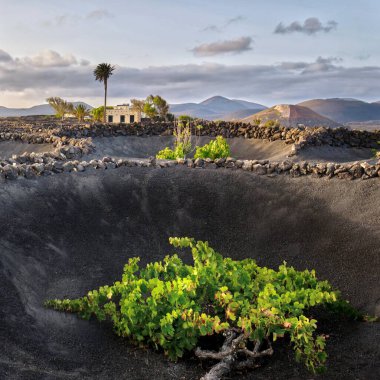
[1,0,380,107]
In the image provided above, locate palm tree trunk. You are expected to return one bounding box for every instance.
[104,80,107,123]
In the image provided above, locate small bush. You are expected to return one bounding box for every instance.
[156,147,177,160]
[45,237,345,378]
[178,115,193,122]
[263,120,280,128]
[156,143,185,160]
[156,121,193,160]
[194,136,230,160]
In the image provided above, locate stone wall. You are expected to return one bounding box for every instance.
[1,120,379,150]
[0,120,379,181]
[43,122,380,151]
[0,126,94,160]
[1,155,379,181]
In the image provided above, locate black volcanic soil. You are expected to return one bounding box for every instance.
[0,141,53,159]
[88,136,294,161]
[0,134,374,163]
[88,135,374,163]
[0,167,379,379]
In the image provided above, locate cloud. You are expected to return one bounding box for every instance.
[55,14,71,25]
[280,57,343,73]
[43,14,74,27]
[201,15,245,33]
[357,53,371,61]
[274,18,338,35]
[0,49,12,62]
[86,9,113,20]
[80,59,91,66]
[0,49,84,69]
[1,49,380,106]
[44,9,112,26]
[21,50,78,67]
[225,16,245,27]
[192,37,253,57]
[201,25,220,33]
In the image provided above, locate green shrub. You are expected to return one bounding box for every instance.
[156,143,185,160]
[194,136,230,160]
[156,121,192,160]
[178,115,193,122]
[263,119,280,128]
[156,147,177,160]
[45,238,345,377]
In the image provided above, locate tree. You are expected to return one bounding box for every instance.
[93,63,115,123]
[143,94,170,120]
[46,97,73,121]
[166,112,175,122]
[91,106,104,122]
[130,99,145,113]
[91,106,113,122]
[73,104,90,122]
[143,95,158,119]
[152,95,169,120]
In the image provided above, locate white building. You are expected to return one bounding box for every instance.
[106,104,141,123]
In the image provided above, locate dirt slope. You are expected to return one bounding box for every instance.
[0,168,379,379]
[0,141,53,159]
[88,136,374,163]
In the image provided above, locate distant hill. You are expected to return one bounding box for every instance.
[222,108,265,121]
[168,103,220,120]
[0,102,93,117]
[242,104,341,128]
[170,96,266,120]
[199,96,266,113]
[297,98,380,123]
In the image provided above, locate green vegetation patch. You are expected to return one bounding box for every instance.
[46,238,351,378]
[194,136,230,160]
[156,133,230,161]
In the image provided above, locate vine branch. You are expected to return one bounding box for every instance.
[195,330,274,380]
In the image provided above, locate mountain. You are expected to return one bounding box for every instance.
[297,98,380,123]
[199,96,266,113]
[0,102,93,117]
[170,96,267,120]
[242,104,341,128]
[222,109,265,121]
[231,99,267,109]
[168,103,220,120]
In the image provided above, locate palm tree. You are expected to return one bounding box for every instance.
[46,97,73,121]
[93,63,115,123]
[73,104,90,122]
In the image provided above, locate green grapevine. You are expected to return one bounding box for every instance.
[194,136,230,160]
[46,237,344,375]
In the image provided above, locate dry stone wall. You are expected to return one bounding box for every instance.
[1,155,379,181]
[0,125,95,162]
[37,121,380,151]
[1,119,379,149]
[0,120,379,181]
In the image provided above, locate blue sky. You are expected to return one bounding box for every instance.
[1,0,380,107]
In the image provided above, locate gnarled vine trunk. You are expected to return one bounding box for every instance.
[195,329,273,380]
